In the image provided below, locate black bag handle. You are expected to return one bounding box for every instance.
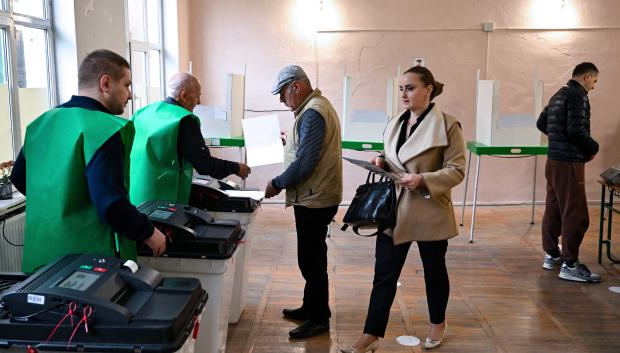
[340,223,384,237]
[365,171,391,184]
[352,225,383,237]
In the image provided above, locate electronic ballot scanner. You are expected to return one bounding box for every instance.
[189,175,260,213]
[137,201,244,259]
[0,253,207,352]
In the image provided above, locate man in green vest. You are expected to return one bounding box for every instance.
[129,72,250,205]
[10,49,166,273]
[265,65,343,339]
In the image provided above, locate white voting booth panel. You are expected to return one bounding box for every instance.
[475,75,544,146]
[341,75,389,143]
[194,73,245,138]
[386,76,401,120]
[208,211,257,324]
[138,257,235,353]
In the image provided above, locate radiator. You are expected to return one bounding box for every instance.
[0,212,25,272]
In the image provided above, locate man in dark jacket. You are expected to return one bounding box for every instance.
[537,62,600,283]
[129,72,250,206]
[10,49,166,273]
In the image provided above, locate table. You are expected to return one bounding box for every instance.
[204,137,383,182]
[341,140,383,151]
[0,192,25,219]
[597,180,620,264]
[205,136,383,151]
[460,141,548,242]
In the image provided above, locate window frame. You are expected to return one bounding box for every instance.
[0,0,55,159]
[127,0,164,114]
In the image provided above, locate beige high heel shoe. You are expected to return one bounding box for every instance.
[340,338,381,353]
[424,322,447,349]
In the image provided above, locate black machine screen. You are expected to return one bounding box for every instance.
[150,209,173,220]
[57,271,100,291]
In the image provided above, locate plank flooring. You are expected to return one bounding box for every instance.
[225,205,620,353]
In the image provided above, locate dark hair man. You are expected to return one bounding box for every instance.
[11,49,166,273]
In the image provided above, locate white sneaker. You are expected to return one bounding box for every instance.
[542,254,562,270]
[559,262,601,283]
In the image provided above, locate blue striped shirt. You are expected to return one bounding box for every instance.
[272,109,326,189]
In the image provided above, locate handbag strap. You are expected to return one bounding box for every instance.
[352,225,382,237]
[365,171,378,184]
[341,223,389,237]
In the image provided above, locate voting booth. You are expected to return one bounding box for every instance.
[194,73,245,139]
[475,71,544,146]
[341,75,396,143]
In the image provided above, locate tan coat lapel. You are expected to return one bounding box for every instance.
[384,105,448,170]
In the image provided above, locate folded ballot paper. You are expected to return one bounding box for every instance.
[342,157,402,181]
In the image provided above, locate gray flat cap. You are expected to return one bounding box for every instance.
[271,65,308,94]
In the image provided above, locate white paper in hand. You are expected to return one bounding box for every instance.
[242,115,284,167]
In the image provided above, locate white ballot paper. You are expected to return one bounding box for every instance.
[343,157,403,180]
[241,115,284,167]
[224,190,265,201]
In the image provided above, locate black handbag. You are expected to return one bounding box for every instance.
[341,172,398,237]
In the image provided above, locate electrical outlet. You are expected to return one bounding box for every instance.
[483,22,494,32]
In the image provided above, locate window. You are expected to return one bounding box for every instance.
[127,0,163,114]
[0,0,54,161]
[16,25,50,141]
[12,0,45,19]
[0,30,12,162]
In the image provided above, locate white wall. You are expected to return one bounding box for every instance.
[52,0,129,103]
[183,0,620,204]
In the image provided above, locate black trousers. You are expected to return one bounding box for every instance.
[363,233,449,337]
[293,205,338,324]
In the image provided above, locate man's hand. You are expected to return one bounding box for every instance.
[370,156,386,169]
[145,228,166,257]
[264,180,282,198]
[397,173,423,191]
[237,163,251,178]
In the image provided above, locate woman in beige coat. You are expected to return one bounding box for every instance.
[341,66,466,352]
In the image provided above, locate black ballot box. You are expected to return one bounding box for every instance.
[0,254,207,353]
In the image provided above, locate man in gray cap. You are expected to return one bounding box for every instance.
[265,65,343,339]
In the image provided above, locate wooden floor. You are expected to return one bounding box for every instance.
[225,205,620,353]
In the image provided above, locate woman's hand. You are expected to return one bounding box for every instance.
[397,173,424,191]
[369,156,385,169]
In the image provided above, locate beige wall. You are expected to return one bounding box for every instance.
[184,0,620,204]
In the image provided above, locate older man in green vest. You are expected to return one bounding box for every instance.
[265,65,343,339]
[10,49,166,273]
[129,72,250,205]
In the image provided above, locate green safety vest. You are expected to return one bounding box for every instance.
[129,101,200,205]
[22,107,136,273]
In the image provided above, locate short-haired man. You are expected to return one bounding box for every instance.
[11,49,166,273]
[537,62,600,282]
[265,65,343,338]
[129,72,250,206]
